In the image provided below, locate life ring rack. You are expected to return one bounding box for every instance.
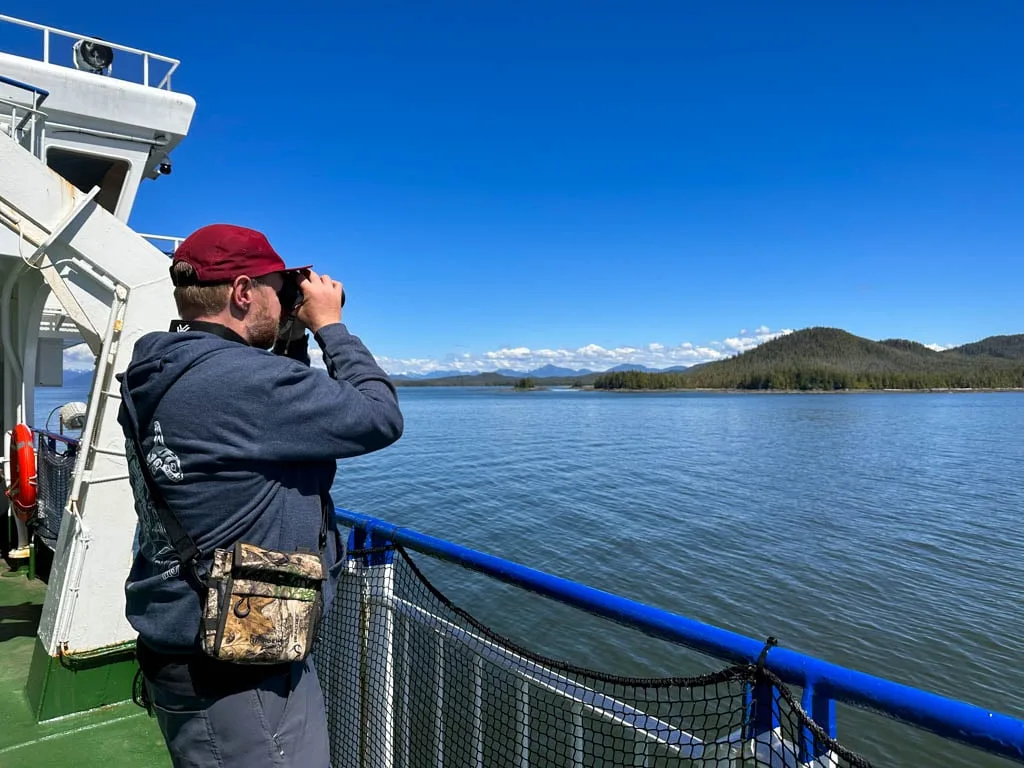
[5,424,37,522]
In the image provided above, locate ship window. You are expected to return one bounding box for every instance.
[46,148,130,214]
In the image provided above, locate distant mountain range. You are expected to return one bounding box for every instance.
[402,364,596,380]
[59,370,94,388]
[392,362,690,382]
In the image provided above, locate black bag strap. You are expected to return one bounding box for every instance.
[120,384,207,593]
[319,494,329,553]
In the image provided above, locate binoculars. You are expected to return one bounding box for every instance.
[272,270,346,355]
[278,269,346,319]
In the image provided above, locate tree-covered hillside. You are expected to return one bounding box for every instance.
[593,328,1024,391]
[948,335,1024,360]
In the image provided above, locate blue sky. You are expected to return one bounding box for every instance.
[8,1,1024,374]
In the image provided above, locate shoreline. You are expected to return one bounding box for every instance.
[394,383,1024,394]
[579,386,1024,394]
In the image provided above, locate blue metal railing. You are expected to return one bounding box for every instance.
[0,73,48,157]
[0,74,49,105]
[336,507,1024,764]
[30,427,79,445]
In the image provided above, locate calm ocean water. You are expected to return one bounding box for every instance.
[34,383,1023,766]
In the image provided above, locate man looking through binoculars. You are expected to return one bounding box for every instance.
[116,223,404,768]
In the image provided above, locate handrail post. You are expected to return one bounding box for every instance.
[357,524,396,767]
[800,683,837,763]
[143,54,149,87]
[42,28,49,63]
[743,677,781,760]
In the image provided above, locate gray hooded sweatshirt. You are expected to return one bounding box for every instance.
[116,321,402,686]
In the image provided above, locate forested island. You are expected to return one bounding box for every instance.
[393,329,1024,392]
[593,329,1024,391]
[513,377,540,390]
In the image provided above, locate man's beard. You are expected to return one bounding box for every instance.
[247,304,279,349]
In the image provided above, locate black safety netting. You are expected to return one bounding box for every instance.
[30,433,76,548]
[312,542,872,768]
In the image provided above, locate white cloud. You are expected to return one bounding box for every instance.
[64,344,96,372]
[484,347,533,360]
[924,343,955,352]
[379,326,795,375]
[308,346,327,369]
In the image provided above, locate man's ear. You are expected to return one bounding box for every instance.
[229,275,255,313]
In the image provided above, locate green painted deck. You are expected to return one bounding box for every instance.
[0,560,170,768]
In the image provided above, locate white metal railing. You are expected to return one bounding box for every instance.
[38,308,81,340]
[139,233,184,254]
[0,95,45,158]
[0,14,180,90]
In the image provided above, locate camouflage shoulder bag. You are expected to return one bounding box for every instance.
[199,537,326,663]
[122,389,327,665]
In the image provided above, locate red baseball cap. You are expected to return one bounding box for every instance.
[170,224,310,285]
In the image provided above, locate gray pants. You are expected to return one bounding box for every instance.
[145,657,331,768]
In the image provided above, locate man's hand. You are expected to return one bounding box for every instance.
[295,270,344,332]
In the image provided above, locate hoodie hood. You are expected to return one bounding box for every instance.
[119,329,247,429]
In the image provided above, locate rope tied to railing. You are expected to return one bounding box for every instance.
[755,635,778,673]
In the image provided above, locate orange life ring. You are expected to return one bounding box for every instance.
[5,424,36,522]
